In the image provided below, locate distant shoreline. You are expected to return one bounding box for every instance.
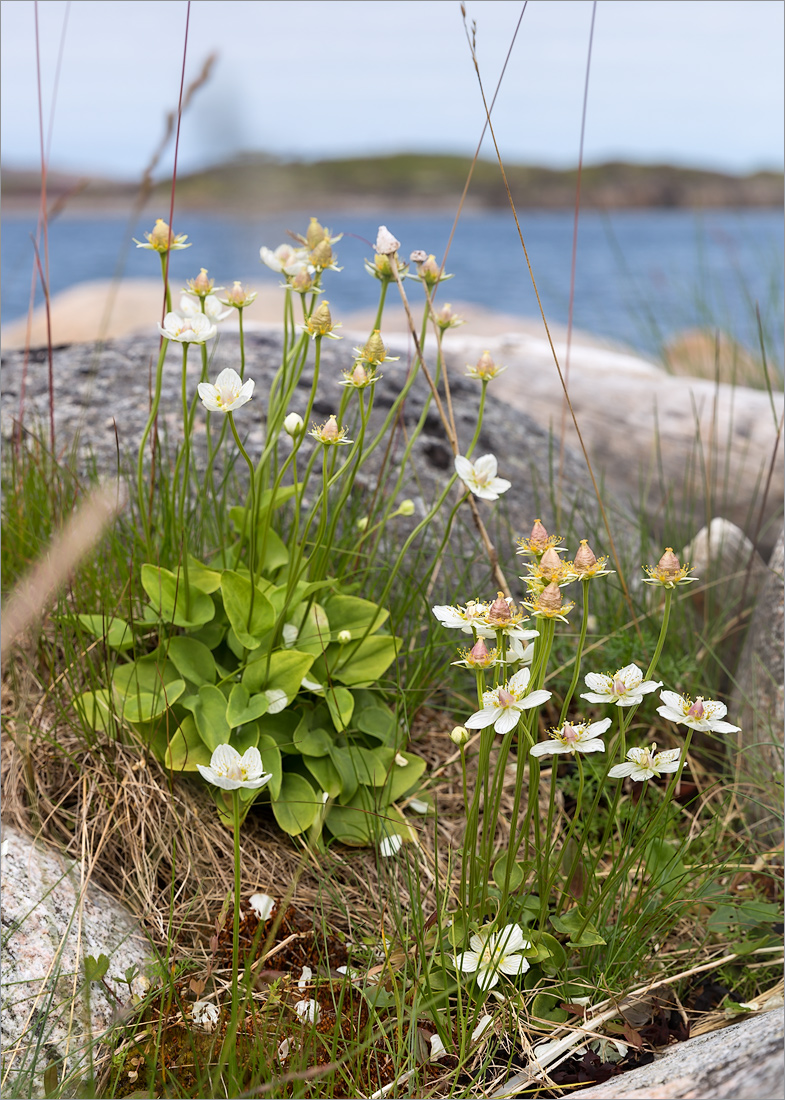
[3,154,782,215]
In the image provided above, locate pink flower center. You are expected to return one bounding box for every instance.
[561,725,579,745]
[687,697,705,718]
[612,678,627,695]
[497,688,515,708]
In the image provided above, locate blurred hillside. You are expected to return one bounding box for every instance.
[3,154,782,213]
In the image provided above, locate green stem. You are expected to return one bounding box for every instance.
[136,338,170,554]
[228,412,257,626]
[231,790,241,1019]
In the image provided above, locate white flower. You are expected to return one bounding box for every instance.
[465,667,551,735]
[179,293,232,323]
[453,924,531,991]
[249,893,275,921]
[284,412,304,437]
[607,742,682,781]
[432,599,491,634]
[530,718,611,758]
[429,1033,448,1061]
[657,691,740,734]
[581,663,662,707]
[294,998,321,1024]
[197,368,255,414]
[191,1000,219,1032]
[298,966,313,989]
[260,243,309,274]
[158,311,217,343]
[379,834,403,858]
[374,226,401,255]
[471,1014,494,1042]
[454,454,511,501]
[196,744,272,791]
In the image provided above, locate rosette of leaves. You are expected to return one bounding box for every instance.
[73,525,426,845]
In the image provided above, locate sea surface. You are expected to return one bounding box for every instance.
[2,208,782,364]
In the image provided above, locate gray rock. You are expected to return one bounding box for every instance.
[0,328,635,595]
[1,824,154,1099]
[567,1008,784,1099]
[731,527,785,846]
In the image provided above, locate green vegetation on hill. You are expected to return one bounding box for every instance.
[3,154,782,213]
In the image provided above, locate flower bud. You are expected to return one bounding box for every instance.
[320,415,340,441]
[410,249,428,264]
[418,254,442,284]
[188,268,214,296]
[337,629,352,644]
[284,412,304,437]
[374,226,401,255]
[538,581,563,612]
[306,216,327,249]
[539,547,563,579]
[573,539,597,572]
[530,519,550,551]
[656,548,682,578]
[361,330,388,365]
[687,697,705,719]
[466,349,506,381]
[222,281,257,308]
[487,592,511,624]
[397,499,415,516]
[450,725,469,746]
[310,239,335,269]
[434,303,464,330]
[561,724,579,745]
[356,517,369,531]
[306,300,336,336]
[289,269,318,294]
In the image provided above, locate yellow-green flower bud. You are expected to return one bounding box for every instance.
[397,499,415,516]
[450,725,470,746]
[310,239,334,269]
[306,216,327,248]
[337,629,352,644]
[362,330,387,364]
[284,412,304,437]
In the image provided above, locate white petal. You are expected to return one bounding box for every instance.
[575,738,605,753]
[429,1033,447,1061]
[473,454,498,478]
[498,953,530,976]
[530,740,558,757]
[454,455,474,481]
[659,690,685,710]
[584,673,611,693]
[619,663,643,687]
[471,1015,494,1041]
[379,834,402,857]
[265,688,289,713]
[496,925,527,953]
[298,965,313,989]
[249,893,275,920]
[475,966,500,990]
[509,667,531,692]
[454,950,479,973]
[294,999,321,1024]
[465,707,499,729]
[607,762,635,778]
[494,709,521,734]
[709,720,741,733]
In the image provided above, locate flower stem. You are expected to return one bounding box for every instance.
[231,790,241,1020]
[136,338,170,554]
[228,412,257,626]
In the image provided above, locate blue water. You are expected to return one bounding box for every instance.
[2,208,782,364]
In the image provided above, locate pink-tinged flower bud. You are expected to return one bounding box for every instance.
[470,637,490,664]
[435,303,464,330]
[222,280,257,307]
[687,697,705,719]
[574,540,597,571]
[188,268,213,296]
[418,254,442,284]
[530,519,550,551]
[539,547,563,578]
[497,687,515,707]
[320,415,340,441]
[538,582,563,612]
[612,678,628,696]
[351,364,369,387]
[450,725,469,746]
[487,592,511,624]
[657,548,682,578]
[374,226,401,255]
[310,239,335,269]
[410,249,428,264]
[561,724,579,745]
[306,216,327,249]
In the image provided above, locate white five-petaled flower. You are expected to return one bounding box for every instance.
[432,599,491,634]
[158,311,217,343]
[607,743,682,782]
[196,744,272,791]
[260,243,309,274]
[453,924,531,991]
[191,1000,219,1032]
[657,691,741,734]
[198,368,255,414]
[179,293,232,323]
[465,667,551,735]
[294,999,321,1024]
[581,663,662,707]
[454,454,511,501]
[248,893,275,921]
[530,718,611,758]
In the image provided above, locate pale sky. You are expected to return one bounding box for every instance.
[1,0,783,178]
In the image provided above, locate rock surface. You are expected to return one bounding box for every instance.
[0,328,636,595]
[731,527,785,845]
[1,823,154,1099]
[567,1008,784,1100]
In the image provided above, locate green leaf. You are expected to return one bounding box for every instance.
[257,710,299,753]
[76,614,134,651]
[550,908,606,947]
[325,686,354,732]
[243,648,314,699]
[164,715,211,772]
[166,636,217,686]
[492,853,526,893]
[229,487,298,532]
[326,787,375,845]
[331,635,400,686]
[383,753,427,803]
[73,689,115,733]
[303,754,342,799]
[356,705,398,746]
[183,684,231,751]
[259,528,289,572]
[323,594,388,637]
[141,564,215,628]
[345,745,396,787]
[185,556,222,593]
[284,603,331,656]
[189,619,226,650]
[531,992,570,1024]
[84,953,110,982]
[327,745,359,802]
[271,773,321,836]
[293,722,333,757]
[122,679,185,723]
[43,1062,59,1099]
[226,684,270,728]
[220,571,276,650]
[525,931,567,970]
[258,734,283,799]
